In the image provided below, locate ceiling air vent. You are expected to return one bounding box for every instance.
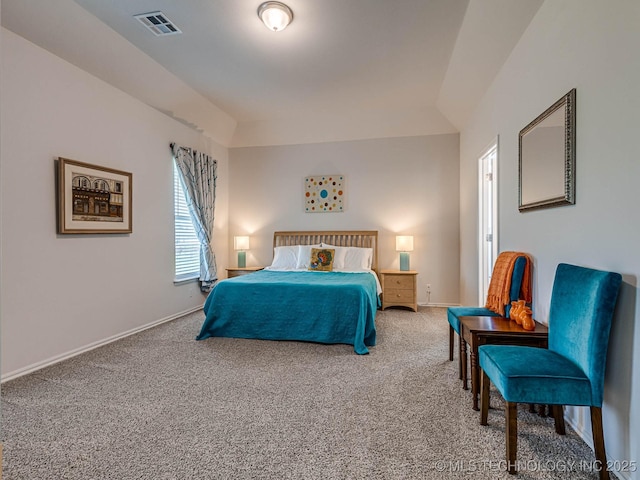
[134,11,182,36]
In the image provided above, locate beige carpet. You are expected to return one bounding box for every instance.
[2,307,604,479]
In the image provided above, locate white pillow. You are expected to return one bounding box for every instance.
[320,244,347,270]
[268,245,299,270]
[342,246,373,271]
[296,244,321,269]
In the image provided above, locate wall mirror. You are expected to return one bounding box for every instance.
[518,88,576,212]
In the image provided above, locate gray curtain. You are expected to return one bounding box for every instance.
[170,143,218,292]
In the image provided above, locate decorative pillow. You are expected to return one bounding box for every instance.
[319,244,347,270]
[308,248,335,271]
[342,247,373,271]
[267,245,299,270]
[296,244,322,269]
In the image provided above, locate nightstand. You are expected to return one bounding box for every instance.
[380,269,418,312]
[226,266,264,278]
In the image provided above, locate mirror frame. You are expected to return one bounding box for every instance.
[518,88,576,212]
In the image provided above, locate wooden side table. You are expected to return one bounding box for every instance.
[226,266,263,278]
[380,270,418,312]
[459,316,548,411]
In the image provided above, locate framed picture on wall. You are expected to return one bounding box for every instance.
[57,157,133,234]
[304,175,345,213]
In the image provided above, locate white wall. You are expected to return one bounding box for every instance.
[228,134,460,305]
[459,1,640,476]
[0,29,230,378]
[230,107,457,147]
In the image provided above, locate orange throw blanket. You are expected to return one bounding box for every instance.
[485,252,532,316]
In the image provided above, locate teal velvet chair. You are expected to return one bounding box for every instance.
[447,255,527,385]
[479,263,622,479]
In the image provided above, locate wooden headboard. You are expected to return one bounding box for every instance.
[273,230,379,273]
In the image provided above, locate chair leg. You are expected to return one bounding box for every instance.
[460,338,468,389]
[590,406,610,480]
[449,325,454,361]
[480,369,490,425]
[505,401,518,474]
[552,405,566,435]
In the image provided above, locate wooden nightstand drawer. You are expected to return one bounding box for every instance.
[384,275,414,290]
[384,288,415,302]
[379,269,418,312]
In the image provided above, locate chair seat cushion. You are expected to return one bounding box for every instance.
[479,345,593,406]
[447,307,500,334]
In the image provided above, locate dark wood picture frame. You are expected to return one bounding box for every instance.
[57,157,133,234]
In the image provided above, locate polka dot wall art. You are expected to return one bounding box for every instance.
[304,175,345,213]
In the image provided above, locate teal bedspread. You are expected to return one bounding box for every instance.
[196,270,380,354]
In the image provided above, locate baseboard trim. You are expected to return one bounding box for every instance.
[564,412,592,450]
[1,305,203,383]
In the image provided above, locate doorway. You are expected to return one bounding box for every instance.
[478,140,498,303]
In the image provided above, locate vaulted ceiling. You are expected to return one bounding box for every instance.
[1,0,543,147]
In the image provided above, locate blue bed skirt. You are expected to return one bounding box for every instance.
[196,270,380,354]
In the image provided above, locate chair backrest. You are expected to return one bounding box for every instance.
[501,255,527,318]
[548,263,622,406]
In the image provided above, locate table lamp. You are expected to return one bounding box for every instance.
[396,235,414,271]
[234,236,250,268]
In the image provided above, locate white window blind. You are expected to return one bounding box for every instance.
[174,161,200,280]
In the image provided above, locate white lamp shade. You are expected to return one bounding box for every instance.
[234,236,250,251]
[258,2,293,32]
[395,235,414,252]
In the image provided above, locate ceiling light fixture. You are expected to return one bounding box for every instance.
[257,2,293,32]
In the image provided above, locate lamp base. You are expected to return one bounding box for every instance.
[238,251,246,268]
[399,252,410,271]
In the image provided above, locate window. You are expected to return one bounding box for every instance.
[174,161,200,281]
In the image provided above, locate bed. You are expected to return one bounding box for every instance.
[196,230,381,354]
